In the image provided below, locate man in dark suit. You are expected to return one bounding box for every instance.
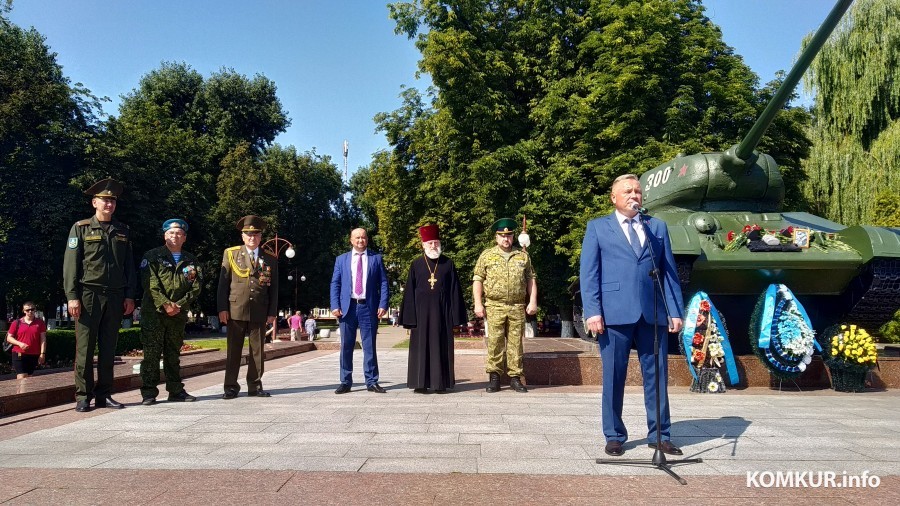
[217,215,278,399]
[579,174,684,457]
[330,228,389,393]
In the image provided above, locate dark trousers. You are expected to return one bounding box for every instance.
[224,319,265,394]
[140,312,187,399]
[74,289,124,402]
[338,302,379,386]
[599,319,672,443]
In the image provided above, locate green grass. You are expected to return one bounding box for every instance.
[393,339,410,349]
[184,338,229,351]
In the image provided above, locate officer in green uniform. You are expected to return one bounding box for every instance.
[139,219,202,405]
[63,178,138,412]
[473,218,538,393]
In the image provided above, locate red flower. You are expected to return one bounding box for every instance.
[727,231,735,242]
[692,349,706,363]
[699,300,711,311]
[751,224,762,231]
[742,225,751,234]
[692,332,704,346]
[695,313,706,326]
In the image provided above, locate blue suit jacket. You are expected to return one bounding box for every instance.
[330,250,390,315]
[579,213,683,326]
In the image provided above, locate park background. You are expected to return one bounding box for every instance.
[1,0,898,341]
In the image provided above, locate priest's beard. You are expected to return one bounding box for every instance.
[424,246,442,260]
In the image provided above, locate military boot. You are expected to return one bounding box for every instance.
[486,372,500,393]
[510,377,528,393]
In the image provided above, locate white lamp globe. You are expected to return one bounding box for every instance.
[285,247,296,259]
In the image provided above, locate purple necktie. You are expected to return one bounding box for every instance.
[354,253,363,296]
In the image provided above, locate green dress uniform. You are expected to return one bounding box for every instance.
[139,245,202,400]
[473,244,536,378]
[63,216,137,403]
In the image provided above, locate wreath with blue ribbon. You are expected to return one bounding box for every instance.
[749,284,820,379]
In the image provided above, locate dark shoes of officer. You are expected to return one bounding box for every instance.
[222,390,238,400]
[367,383,386,393]
[248,390,271,397]
[94,397,124,409]
[75,400,91,412]
[168,391,197,402]
[648,440,683,455]
[486,372,500,393]
[510,377,528,393]
[335,384,351,394]
[141,398,157,406]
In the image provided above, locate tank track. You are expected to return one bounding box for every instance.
[844,258,900,330]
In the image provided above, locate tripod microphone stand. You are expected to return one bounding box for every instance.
[596,206,702,485]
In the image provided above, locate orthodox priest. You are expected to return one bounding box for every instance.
[400,224,467,393]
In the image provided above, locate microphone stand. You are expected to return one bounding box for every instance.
[595,208,702,485]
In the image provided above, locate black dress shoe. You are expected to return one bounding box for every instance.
[604,441,625,457]
[367,383,386,393]
[168,391,196,402]
[648,441,683,455]
[334,384,352,394]
[248,390,271,397]
[75,400,91,412]
[95,397,124,409]
[486,372,500,393]
[222,390,238,400]
[413,388,428,394]
[141,397,157,406]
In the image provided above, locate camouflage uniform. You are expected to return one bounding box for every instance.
[139,245,201,399]
[473,245,536,377]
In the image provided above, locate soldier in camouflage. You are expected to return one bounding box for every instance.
[473,218,538,393]
[138,219,202,405]
[63,178,137,412]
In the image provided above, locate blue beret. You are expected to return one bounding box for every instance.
[162,219,189,232]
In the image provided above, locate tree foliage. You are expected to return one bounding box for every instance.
[0,10,100,315]
[803,0,900,225]
[363,0,812,316]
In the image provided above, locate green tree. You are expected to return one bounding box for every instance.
[0,9,100,315]
[366,0,812,331]
[803,0,900,226]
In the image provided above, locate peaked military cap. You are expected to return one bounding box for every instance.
[162,219,189,233]
[492,218,517,235]
[236,215,266,233]
[84,178,124,199]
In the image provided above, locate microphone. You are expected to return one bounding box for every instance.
[629,202,648,215]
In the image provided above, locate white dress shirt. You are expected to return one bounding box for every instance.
[614,210,645,248]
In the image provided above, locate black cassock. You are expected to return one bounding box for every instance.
[400,255,467,390]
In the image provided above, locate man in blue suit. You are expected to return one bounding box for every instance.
[330,228,390,393]
[579,174,684,457]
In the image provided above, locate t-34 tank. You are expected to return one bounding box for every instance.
[573,0,900,349]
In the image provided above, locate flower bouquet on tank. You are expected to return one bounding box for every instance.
[819,324,878,392]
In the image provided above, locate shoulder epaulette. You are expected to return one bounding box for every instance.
[226,246,242,252]
[76,219,91,226]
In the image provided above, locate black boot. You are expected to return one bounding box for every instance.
[486,372,500,393]
[510,377,528,393]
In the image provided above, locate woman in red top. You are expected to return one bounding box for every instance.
[6,301,47,378]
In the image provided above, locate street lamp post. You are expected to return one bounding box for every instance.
[287,270,306,313]
[261,233,295,259]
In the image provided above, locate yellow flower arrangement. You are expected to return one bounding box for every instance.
[829,324,877,366]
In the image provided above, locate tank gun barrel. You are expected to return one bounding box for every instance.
[734,0,853,160]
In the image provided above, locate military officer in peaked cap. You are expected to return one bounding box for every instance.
[63,178,138,412]
[138,219,202,405]
[217,215,279,399]
[472,218,538,393]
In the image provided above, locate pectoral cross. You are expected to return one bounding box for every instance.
[428,273,437,289]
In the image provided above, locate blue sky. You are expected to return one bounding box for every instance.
[9,1,836,178]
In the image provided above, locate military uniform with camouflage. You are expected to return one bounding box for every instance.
[139,219,202,405]
[63,178,138,412]
[473,218,538,393]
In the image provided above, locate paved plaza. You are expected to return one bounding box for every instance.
[0,327,897,503]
